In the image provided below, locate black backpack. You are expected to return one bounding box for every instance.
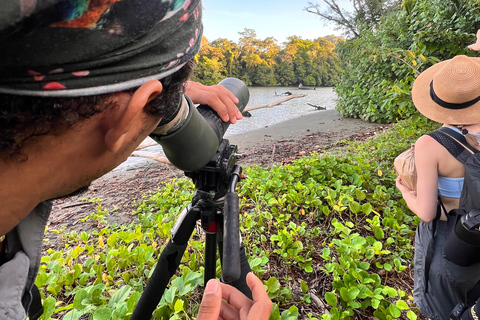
[424,127,480,301]
[428,127,480,265]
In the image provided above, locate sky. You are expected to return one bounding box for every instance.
[201,0,342,44]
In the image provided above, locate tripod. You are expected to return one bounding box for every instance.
[131,139,252,320]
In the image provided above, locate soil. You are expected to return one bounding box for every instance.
[49,110,390,233]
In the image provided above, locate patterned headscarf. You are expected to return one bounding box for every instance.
[0,0,202,97]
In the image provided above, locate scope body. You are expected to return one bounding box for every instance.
[150,78,249,172]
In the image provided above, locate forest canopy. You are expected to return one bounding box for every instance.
[193,29,345,87]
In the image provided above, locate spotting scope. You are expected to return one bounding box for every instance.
[150,78,249,171]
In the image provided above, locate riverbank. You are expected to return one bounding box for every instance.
[48,110,389,234]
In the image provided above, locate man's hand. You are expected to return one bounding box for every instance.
[196,273,273,320]
[185,81,243,124]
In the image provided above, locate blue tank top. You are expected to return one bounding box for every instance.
[437,176,463,198]
[435,127,480,198]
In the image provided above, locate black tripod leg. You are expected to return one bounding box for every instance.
[204,233,217,283]
[131,205,199,320]
[219,243,253,299]
[130,240,188,320]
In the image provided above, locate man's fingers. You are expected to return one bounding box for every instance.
[197,279,222,320]
[219,282,254,311]
[245,273,273,319]
[218,84,242,123]
[218,84,239,104]
[218,299,241,320]
[206,85,241,124]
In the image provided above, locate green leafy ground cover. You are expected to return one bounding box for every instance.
[38,115,440,320]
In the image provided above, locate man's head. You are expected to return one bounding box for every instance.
[0,60,194,161]
[0,0,202,235]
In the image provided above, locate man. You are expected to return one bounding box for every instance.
[0,0,272,319]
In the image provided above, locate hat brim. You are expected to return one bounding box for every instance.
[412,57,480,125]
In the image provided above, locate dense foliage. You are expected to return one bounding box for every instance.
[193,29,345,87]
[334,0,480,123]
[38,115,440,319]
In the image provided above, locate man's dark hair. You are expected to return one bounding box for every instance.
[0,60,194,161]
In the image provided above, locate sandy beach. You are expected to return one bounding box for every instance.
[226,109,385,150]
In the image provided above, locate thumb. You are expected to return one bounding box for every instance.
[197,279,222,320]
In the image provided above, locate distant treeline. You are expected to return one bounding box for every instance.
[193,28,345,87]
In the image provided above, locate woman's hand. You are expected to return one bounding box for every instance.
[396,176,417,196]
[468,30,480,51]
[196,273,273,320]
[184,81,243,124]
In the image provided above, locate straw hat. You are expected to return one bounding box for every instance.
[412,55,480,125]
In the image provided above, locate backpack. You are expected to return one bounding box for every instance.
[427,127,480,264]
[423,127,480,301]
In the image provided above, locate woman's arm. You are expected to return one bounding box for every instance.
[396,135,439,221]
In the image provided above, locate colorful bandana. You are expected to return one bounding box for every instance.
[0,0,202,97]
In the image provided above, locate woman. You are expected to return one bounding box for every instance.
[397,55,480,319]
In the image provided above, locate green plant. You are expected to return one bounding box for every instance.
[38,116,438,319]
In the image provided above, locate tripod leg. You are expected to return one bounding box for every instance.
[131,204,199,320]
[131,240,188,320]
[218,242,253,299]
[204,233,217,283]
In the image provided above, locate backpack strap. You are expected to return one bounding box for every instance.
[428,127,478,164]
[1,228,43,320]
[423,205,440,293]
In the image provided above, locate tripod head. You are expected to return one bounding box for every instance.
[184,138,243,282]
[186,139,239,197]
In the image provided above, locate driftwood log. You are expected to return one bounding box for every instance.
[131,138,171,164]
[243,94,307,112]
[307,103,326,110]
[130,150,171,165]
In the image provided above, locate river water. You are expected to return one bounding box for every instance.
[225,86,337,137]
[122,86,337,168]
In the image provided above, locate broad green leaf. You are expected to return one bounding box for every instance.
[93,307,112,320]
[396,300,409,310]
[300,281,308,293]
[362,203,373,215]
[325,292,337,307]
[174,299,184,312]
[407,310,418,320]
[73,289,88,310]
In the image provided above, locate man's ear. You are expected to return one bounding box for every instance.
[104,80,163,153]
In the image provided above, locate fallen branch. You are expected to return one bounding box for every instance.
[131,151,171,165]
[270,144,276,168]
[244,94,307,112]
[135,137,158,151]
[61,202,93,209]
[307,103,326,110]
